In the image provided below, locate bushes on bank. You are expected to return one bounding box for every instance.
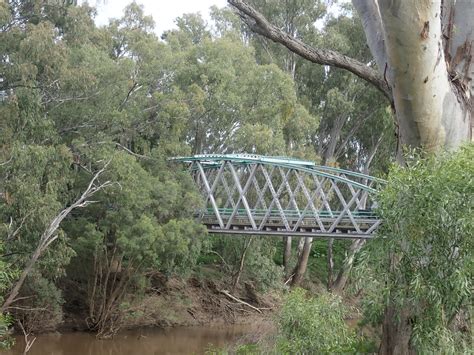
[356,144,473,353]
[276,288,359,353]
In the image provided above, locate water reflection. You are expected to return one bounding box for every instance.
[7,324,255,355]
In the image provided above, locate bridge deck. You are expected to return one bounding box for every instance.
[199,208,379,239]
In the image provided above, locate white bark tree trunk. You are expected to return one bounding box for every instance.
[291,237,312,287]
[229,0,473,151]
[228,1,473,352]
[378,0,471,151]
[283,236,292,277]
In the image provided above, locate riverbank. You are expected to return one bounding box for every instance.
[7,273,278,354]
[58,269,280,335]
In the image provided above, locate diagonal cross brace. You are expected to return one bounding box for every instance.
[292,170,327,232]
[280,167,301,215]
[327,186,361,233]
[330,180,362,234]
[197,162,225,228]
[259,165,291,231]
[226,163,258,230]
[253,166,275,211]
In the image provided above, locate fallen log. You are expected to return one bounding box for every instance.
[219,290,262,313]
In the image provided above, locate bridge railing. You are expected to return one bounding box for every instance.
[171,154,384,239]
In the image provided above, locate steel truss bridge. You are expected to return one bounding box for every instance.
[172,154,385,239]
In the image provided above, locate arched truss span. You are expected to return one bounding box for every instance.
[171,154,385,239]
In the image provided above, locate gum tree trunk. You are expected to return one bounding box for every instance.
[375,0,471,151]
[332,239,366,293]
[283,236,292,277]
[229,1,473,352]
[291,237,312,287]
[229,0,473,152]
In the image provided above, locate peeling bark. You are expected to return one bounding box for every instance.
[377,0,470,150]
[229,0,472,151]
[450,0,474,139]
[450,0,474,96]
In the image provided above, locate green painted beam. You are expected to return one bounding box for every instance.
[171,154,381,193]
[170,154,385,185]
[201,207,377,218]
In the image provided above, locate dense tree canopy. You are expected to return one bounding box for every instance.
[0,0,330,336]
[3,2,468,353]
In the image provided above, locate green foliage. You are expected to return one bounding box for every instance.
[0,313,14,350]
[276,288,359,353]
[0,144,75,329]
[0,0,397,337]
[244,240,285,291]
[164,21,317,155]
[210,236,284,291]
[234,343,260,354]
[157,219,209,275]
[307,239,351,282]
[20,272,65,332]
[357,144,474,352]
[66,152,208,275]
[0,242,16,349]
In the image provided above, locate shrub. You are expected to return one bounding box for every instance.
[276,288,358,353]
[0,241,17,349]
[15,273,64,333]
[357,144,473,353]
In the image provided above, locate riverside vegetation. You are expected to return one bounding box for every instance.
[0,1,472,353]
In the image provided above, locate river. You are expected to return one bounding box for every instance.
[5,324,260,355]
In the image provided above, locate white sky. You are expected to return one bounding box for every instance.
[93,0,228,35]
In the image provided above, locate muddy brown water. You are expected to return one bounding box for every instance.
[5,324,258,355]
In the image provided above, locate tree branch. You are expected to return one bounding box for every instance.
[334,110,377,160]
[0,157,12,166]
[352,0,387,73]
[1,162,114,312]
[219,290,262,313]
[228,0,392,101]
[91,142,152,160]
[18,319,36,354]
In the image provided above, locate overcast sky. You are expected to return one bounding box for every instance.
[93,0,228,34]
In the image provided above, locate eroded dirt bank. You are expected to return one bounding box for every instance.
[60,274,279,335]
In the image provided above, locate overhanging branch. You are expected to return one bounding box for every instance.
[1,163,114,312]
[228,0,393,102]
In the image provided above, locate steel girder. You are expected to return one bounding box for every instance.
[171,154,384,239]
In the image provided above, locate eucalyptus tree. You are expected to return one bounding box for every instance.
[229,0,473,153]
[231,0,395,288]
[163,13,317,156]
[228,0,473,352]
[357,146,473,354]
[0,2,206,335]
